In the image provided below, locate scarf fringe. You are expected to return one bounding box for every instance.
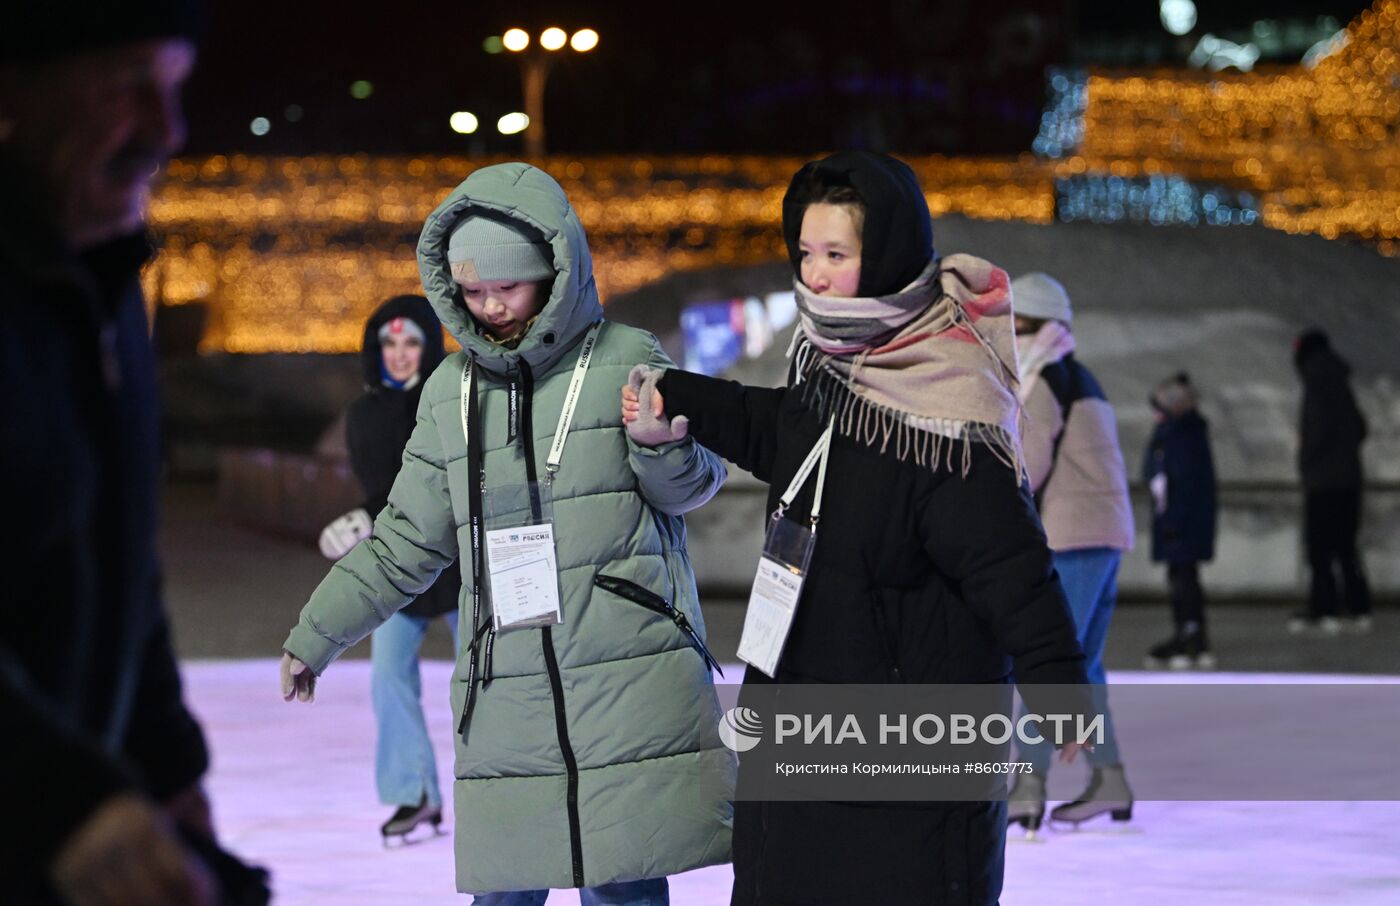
[793,341,1024,480]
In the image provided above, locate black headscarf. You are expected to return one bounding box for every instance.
[781,151,936,298]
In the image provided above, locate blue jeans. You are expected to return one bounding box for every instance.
[471,878,669,906]
[371,610,459,808]
[1018,547,1124,771]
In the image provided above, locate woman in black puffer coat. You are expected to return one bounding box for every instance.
[625,151,1089,906]
[319,294,461,840]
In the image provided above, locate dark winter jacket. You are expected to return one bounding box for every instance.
[0,185,209,889]
[1142,411,1218,564]
[658,367,1087,905]
[347,295,458,618]
[1294,331,1367,492]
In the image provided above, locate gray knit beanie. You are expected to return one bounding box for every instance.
[447,213,554,284]
[1011,272,1073,325]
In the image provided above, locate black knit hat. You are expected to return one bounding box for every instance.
[0,1,206,65]
[781,150,936,298]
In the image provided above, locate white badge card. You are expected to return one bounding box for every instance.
[737,516,817,678]
[483,483,563,632]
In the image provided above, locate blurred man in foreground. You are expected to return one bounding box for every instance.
[0,5,263,904]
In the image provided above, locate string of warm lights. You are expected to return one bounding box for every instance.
[145,154,1056,353]
[1067,0,1399,249]
[144,0,1399,354]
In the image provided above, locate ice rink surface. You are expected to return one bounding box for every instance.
[191,661,1400,905]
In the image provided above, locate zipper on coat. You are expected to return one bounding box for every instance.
[593,573,723,677]
[520,358,587,888]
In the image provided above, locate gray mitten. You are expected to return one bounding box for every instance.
[626,364,689,447]
[319,508,372,559]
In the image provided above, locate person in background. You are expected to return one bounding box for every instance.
[0,3,266,904]
[318,294,462,843]
[1142,372,1218,670]
[1005,272,1135,832]
[1289,328,1371,635]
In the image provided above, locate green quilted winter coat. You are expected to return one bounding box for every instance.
[284,163,735,893]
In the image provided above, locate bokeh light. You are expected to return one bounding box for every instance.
[540,27,567,51]
[449,112,479,135]
[570,29,600,53]
[497,113,530,135]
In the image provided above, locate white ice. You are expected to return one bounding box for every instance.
[190,661,1400,905]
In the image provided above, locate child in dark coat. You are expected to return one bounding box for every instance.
[1142,372,1218,669]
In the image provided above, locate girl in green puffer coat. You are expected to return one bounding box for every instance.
[280,163,735,903]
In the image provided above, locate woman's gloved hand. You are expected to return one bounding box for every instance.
[318,508,372,559]
[621,365,688,447]
[279,652,317,703]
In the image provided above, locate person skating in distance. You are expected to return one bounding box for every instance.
[1004,272,1136,834]
[1143,372,1218,670]
[318,294,463,844]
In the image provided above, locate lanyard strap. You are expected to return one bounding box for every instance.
[457,357,488,737]
[777,417,835,526]
[545,321,603,477]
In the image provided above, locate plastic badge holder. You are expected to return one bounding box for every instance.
[739,513,818,677]
[483,482,563,632]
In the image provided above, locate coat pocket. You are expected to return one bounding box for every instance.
[593,573,723,677]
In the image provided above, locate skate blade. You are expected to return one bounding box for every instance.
[1047,818,1144,836]
[382,823,448,849]
[1008,827,1047,843]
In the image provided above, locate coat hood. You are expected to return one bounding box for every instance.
[359,294,445,388]
[417,162,603,377]
[781,150,935,299]
[1293,328,1351,384]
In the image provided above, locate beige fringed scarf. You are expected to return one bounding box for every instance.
[791,253,1025,477]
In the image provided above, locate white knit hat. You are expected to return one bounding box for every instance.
[1010,272,1073,325]
[447,212,554,284]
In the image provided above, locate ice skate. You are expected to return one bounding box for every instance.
[1342,614,1373,634]
[1286,612,1343,636]
[1049,765,1133,828]
[1006,773,1046,841]
[1143,622,1215,670]
[380,795,444,847]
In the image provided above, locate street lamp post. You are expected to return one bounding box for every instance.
[499,27,598,158]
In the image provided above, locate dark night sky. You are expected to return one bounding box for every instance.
[181,0,1372,156]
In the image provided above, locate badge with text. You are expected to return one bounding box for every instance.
[484,482,562,632]
[738,419,833,677]
[485,522,563,631]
